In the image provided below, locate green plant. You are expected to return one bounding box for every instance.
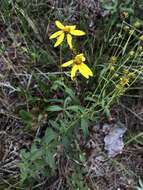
[19,128,58,186]
[18,21,143,188]
[1,0,143,189]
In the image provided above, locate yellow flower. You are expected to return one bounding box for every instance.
[110,56,117,64]
[133,21,141,28]
[120,77,129,86]
[49,20,86,49]
[137,46,143,52]
[128,72,135,78]
[123,69,129,75]
[139,35,143,41]
[129,50,135,56]
[114,73,119,78]
[110,66,115,71]
[61,53,93,80]
[122,11,129,18]
[129,29,134,35]
[123,26,130,32]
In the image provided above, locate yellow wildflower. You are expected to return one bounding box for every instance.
[133,21,141,28]
[124,26,130,32]
[123,69,129,75]
[129,29,134,35]
[49,21,86,49]
[120,77,129,86]
[110,66,115,71]
[122,11,129,19]
[128,72,135,78]
[110,56,117,64]
[129,50,135,56]
[114,73,119,78]
[137,46,143,52]
[61,53,93,80]
[139,35,143,41]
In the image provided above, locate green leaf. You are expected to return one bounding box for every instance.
[65,87,75,97]
[84,97,96,102]
[44,128,57,145]
[30,150,42,161]
[44,99,64,103]
[66,105,81,112]
[45,151,55,169]
[30,144,42,161]
[38,81,49,93]
[81,117,89,137]
[45,105,63,112]
[49,120,60,129]
[20,110,33,121]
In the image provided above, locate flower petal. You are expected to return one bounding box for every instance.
[78,63,93,79]
[67,34,73,49]
[70,30,86,36]
[55,20,64,29]
[77,53,86,61]
[71,65,78,80]
[54,33,65,47]
[61,60,73,67]
[69,25,76,30]
[49,31,63,39]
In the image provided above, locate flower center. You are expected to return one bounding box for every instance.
[63,26,71,33]
[74,57,82,65]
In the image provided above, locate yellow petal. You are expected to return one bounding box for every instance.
[77,53,86,61]
[70,30,86,36]
[61,60,73,67]
[78,63,93,79]
[49,31,63,39]
[71,65,78,80]
[54,33,65,47]
[67,34,73,49]
[69,25,76,30]
[82,56,86,62]
[55,20,64,29]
